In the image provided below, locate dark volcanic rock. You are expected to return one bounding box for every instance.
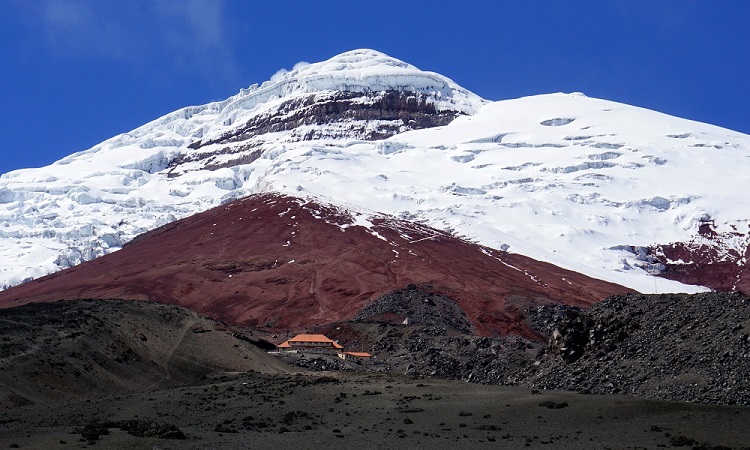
[281,354,353,372]
[208,90,460,142]
[177,90,463,173]
[317,291,750,406]
[516,292,750,406]
[317,299,543,385]
[354,284,476,333]
[75,420,187,440]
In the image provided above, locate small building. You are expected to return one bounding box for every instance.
[338,351,373,361]
[276,334,343,353]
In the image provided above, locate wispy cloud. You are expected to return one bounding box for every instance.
[39,0,130,59]
[152,0,237,77]
[12,0,237,80]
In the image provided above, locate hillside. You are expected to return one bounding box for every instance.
[0,299,289,410]
[0,193,630,338]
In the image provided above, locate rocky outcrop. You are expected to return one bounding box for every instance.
[312,291,750,406]
[354,284,476,334]
[518,292,750,405]
[650,233,750,294]
[314,319,540,385]
[173,91,465,172]
[618,221,750,294]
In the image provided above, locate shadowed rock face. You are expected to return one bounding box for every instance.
[0,193,630,338]
[169,91,465,173]
[191,91,460,147]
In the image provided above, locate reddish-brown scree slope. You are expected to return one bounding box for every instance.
[0,193,632,338]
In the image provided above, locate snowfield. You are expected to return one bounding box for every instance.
[1,50,749,293]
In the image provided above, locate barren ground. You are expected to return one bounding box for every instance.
[2,371,749,449]
[1,299,748,449]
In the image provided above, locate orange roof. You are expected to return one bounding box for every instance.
[288,334,335,343]
[345,351,372,358]
[277,333,343,349]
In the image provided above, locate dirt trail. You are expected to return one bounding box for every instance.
[0,341,41,368]
[164,317,195,368]
[145,316,197,390]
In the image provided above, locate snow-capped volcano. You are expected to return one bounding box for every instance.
[0,49,482,288]
[1,49,749,294]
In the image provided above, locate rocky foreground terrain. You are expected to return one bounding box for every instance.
[521,292,750,405]
[310,288,750,407]
[3,370,749,449]
[1,295,749,448]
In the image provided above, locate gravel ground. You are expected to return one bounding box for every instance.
[2,371,749,449]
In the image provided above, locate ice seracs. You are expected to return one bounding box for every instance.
[1,51,749,294]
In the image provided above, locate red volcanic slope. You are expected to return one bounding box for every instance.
[0,193,632,338]
[649,224,750,294]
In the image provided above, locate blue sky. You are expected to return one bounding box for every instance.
[1,1,748,175]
